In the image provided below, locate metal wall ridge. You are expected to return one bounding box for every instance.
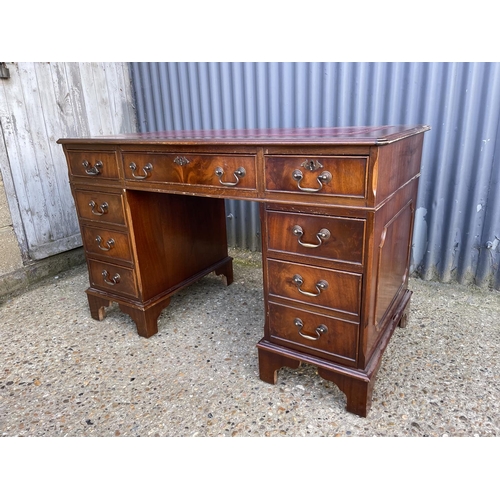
[130,62,500,289]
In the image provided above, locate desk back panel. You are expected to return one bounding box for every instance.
[125,191,229,301]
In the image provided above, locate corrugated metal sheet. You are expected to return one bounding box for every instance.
[130,62,500,289]
[0,62,137,261]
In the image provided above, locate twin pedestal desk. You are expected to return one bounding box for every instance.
[58,125,429,417]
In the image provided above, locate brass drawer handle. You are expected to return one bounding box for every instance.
[95,235,115,252]
[294,318,328,341]
[292,169,332,192]
[89,200,108,216]
[102,270,120,285]
[215,166,246,186]
[82,160,103,176]
[129,162,153,180]
[292,225,330,248]
[292,274,328,297]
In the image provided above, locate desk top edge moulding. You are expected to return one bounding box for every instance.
[58,124,430,417]
[58,124,430,146]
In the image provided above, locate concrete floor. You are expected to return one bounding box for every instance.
[1,248,499,437]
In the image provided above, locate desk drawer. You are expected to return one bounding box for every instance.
[74,189,127,226]
[266,210,365,266]
[67,150,119,180]
[265,155,368,198]
[88,260,138,298]
[268,302,359,364]
[122,153,256,190]
[81,225,133,264]
[267,259,361,316]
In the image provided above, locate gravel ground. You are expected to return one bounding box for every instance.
[1,248,499,437]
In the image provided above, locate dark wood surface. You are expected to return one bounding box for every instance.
[267,300,360,364]
[265,210,365,266]
[58,125,430,145]
[59,125,429,416]
[81,225,133,265]
[125,191,230,301]
[265,154,368,198]
[122,152,257,190]
[67,150,120,180]
[74,188,127,226]
[266,258,362,317]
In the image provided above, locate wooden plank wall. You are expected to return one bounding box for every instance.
[0,62,137,261]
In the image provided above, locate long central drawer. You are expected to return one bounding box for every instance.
[122,152,257,191]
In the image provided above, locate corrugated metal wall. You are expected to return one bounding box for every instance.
[130,62,500,289]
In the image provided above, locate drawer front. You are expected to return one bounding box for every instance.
[268,302,359,364]
[266,210,365,265]
[81,225,133,264]
[122,153,257,190]
[265,155,368,198]
[74,189,126,226]
[88,260,138,298]
[67,150,119,180]
[267,259,361,316]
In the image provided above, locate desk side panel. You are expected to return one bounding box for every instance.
[362,178,419,365]
[374,133,425,205]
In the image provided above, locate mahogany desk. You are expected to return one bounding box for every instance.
[58,125,430,417]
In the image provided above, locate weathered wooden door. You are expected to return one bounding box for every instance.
[0,62,137,261]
